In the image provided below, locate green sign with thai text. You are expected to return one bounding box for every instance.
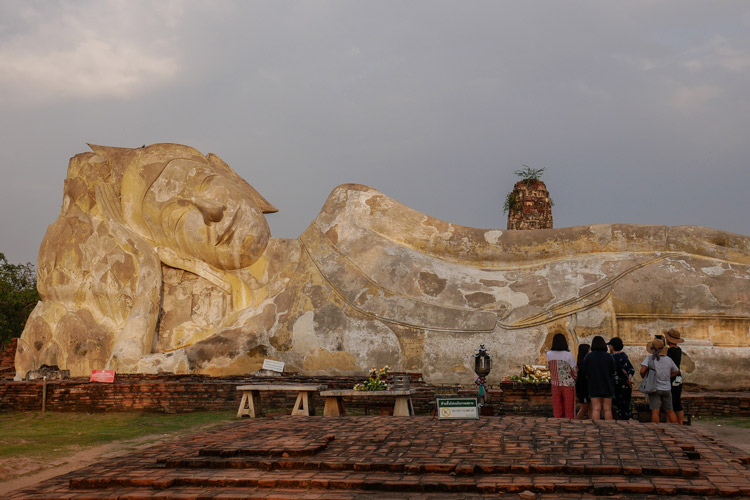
[436,398,478,419]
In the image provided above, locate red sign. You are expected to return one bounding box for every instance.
[90,370,116,383]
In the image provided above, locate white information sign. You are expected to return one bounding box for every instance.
[262,359,285,372]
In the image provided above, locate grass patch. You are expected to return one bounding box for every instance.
[694,416,750,429]
[0,410,235,460]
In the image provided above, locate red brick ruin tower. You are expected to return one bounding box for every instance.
[505,166,553,230]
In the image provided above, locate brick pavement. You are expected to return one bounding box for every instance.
[3,416,750,499]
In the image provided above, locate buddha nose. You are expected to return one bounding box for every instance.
[194,200,226,224]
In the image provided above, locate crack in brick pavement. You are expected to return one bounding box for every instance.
[2,416,749,499]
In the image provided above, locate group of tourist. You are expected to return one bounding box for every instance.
[546,329,685,423]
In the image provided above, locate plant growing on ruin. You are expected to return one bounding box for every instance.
[503,191,518,214]
[503,165,553,214]
[514,165,546,184]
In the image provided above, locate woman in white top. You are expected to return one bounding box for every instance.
[640,337,680,423]
[546,333,577,418]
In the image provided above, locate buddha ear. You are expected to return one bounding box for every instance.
[247,185,279,214]
[206,152,279,214]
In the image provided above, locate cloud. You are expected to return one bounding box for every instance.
[683,35,750,73]
[614,54,659,72]
[0,39,178,101]
[663,35,750,114]
[611,31,749,115]
[667,84,724,114]
[0,1,181,104]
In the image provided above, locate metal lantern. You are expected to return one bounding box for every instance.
[473,344,492,379]
[473,344,492,408]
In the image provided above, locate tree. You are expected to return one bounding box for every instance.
[0,253,40,348]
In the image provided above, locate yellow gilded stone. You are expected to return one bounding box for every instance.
[15,144,750,388]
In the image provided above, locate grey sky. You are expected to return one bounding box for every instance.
[1,1,749,264]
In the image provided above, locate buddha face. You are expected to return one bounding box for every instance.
[140,155,272,270]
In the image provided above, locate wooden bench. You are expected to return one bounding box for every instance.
[236,384,327,418]
[319,389,417,417]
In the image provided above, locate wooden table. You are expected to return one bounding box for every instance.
[319,389,417,417]
[236,384,327,418]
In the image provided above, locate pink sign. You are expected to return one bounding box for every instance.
[90,370,116,383]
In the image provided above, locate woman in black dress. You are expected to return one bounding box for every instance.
[665,328,685,425]
[581,335,615,421]
[575,343,590,419]
[608,337,635,420]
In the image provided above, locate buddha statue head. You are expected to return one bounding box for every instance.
[91,143,278,273]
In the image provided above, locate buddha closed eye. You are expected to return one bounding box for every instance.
[143,158,271,271]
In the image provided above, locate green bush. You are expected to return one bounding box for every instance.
[0,253,39,348]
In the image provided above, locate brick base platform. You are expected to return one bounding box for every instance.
[3,416,749,499]
[3,374,750,419]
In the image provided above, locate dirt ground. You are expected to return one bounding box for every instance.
[0,431,183,496]
[691,420,750,453]
[1,420,748,497]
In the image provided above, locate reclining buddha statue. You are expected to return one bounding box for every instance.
[15,144,750,388]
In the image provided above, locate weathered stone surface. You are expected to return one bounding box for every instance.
[15,144,750,388]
